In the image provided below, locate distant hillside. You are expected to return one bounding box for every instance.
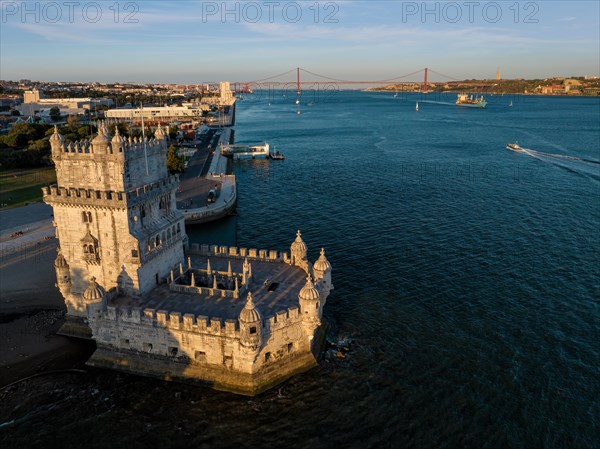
[366,77,600,96]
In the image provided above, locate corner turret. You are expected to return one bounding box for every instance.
[312,248,333,293]
[238,291,262,350]
[54,247,71,296]
[91,121,110,153]
[50,125,65,159]
[298,275,320,328]
[111,127,125,153]
[290,230,308,272]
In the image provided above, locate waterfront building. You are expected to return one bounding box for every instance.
[19,88,113,116]
[43,124,332,394]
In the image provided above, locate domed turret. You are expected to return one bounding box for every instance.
[50,125,64,144]
[290,230,308,270]
[299,275,320,302]
[239,292,262,349]
[83,277,106,319]
[298,275,321,334]
[313,248,331,274]
[154,124,167,140]
[312,248,334,292]
[239,291,261,323]
[91,124,110,153]
[83,276,105,302]
[49,126,66,157]
[111,127,125,152]
[54,248,71,293]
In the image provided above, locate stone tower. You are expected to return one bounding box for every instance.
[43,123,186,336]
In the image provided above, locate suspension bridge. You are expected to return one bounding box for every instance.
[232,67,461,94]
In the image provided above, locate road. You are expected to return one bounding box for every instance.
[176,129,227,210]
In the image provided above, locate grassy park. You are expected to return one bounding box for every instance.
[0,167,56,209]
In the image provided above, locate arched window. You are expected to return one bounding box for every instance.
[82,211,92,223]
[155,235,160,247]
[177,223,181,234]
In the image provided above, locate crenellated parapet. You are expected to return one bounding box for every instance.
[125,175,180,206]
[43,185,127,208]
[189,243,288,263]
[50,124,167,159]
[97,302,305,343]
[49,123,170,192]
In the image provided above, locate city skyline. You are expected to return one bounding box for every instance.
[1,1,599,83]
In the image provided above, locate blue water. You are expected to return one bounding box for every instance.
[228,92,600,448]
[3,93,599,448]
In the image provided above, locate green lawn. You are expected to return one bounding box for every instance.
[0,167,56,209]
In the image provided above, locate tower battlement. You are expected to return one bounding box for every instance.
[49,122,169,191]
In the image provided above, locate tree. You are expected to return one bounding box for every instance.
[108,122,129,137]
[67,114,81,131]
[168,125,179,141]
[166,144,184,174]
[49,107,61,122]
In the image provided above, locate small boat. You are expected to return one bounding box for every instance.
[295,98,300,105]
[506,143,522,152]
[270,148,285,160]
[416,101,419,111]
[509,101,513,107]
[393,93,398,97]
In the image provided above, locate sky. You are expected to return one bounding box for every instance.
[1,0,599,83]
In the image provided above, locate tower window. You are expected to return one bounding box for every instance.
[131,249,139,258]
[250,326,257,334]
[82,211,92,223]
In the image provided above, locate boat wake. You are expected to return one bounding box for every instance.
[518,147,600,181]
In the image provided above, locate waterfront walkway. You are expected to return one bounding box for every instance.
[176,128,237,224]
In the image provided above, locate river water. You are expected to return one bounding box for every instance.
[2,92,599,448]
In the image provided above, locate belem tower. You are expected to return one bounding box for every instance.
[42,123,333,395]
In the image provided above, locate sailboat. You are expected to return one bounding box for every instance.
[416,101,419,111]
[393,92,398,97]
[509,100,513,107]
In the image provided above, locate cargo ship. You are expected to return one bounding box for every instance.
[456,93,487,108]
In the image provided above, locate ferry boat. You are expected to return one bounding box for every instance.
[220,143,270,160]
[506,143,522,152]
[456,93,487,108]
